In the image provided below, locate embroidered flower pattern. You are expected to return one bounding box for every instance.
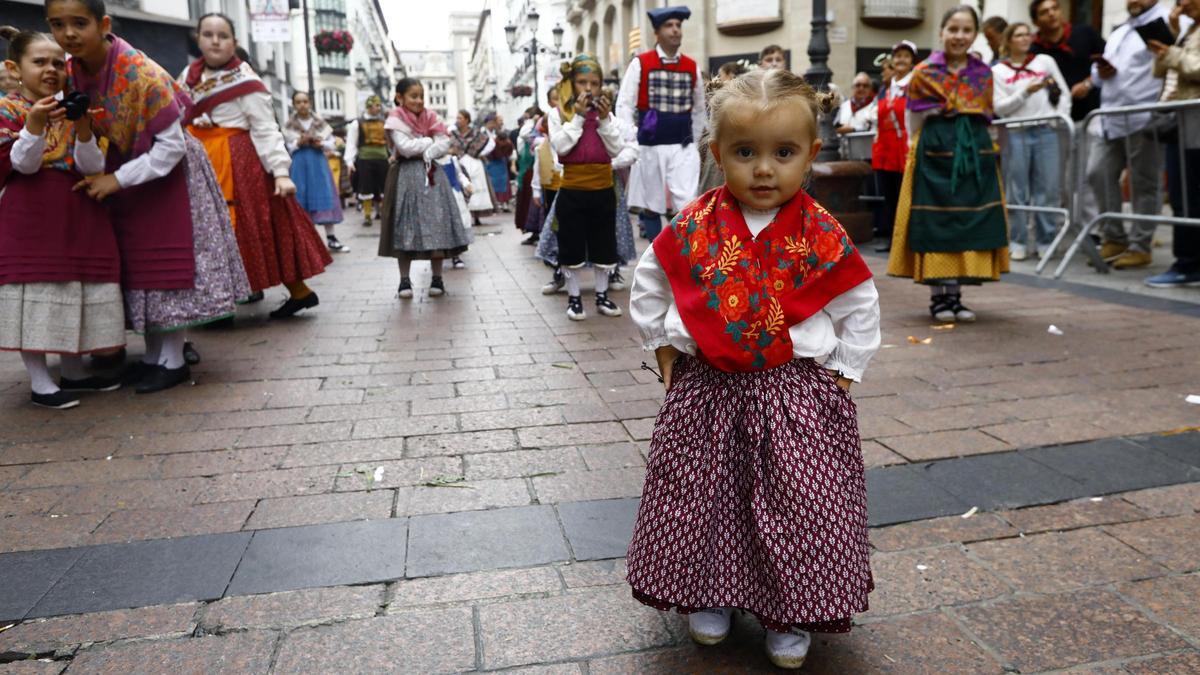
[667,187,858,370]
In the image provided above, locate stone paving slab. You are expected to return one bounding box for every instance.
[0,549,84,622]
[27,533,250,619]
[226,520,407,596]
[0,603,197,658]
[556,498,640,561]
[405,505,569,577]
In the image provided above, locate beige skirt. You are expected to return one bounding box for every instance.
[0,282,125,354]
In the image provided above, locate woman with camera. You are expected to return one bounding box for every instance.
[992,21,1072,260]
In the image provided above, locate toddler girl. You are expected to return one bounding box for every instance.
[0,26,123,408]
[627,68,881,669]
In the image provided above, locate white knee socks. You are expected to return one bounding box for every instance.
[160,331,186,369]
[594,267,610,294]
[563,267,582,296]
[21,352,57,394]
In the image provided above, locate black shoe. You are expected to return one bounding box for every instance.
[59,374,122,392]
[608,268,626,291]
[429,276,445,297]
[245,291,265,304]
[327,235,349,253]
[121,361,156,386]
[930,295,957,323]
[31,390,80,409]
[183,341,201,365]
[135,365,191,394]
[397,278,414,299]
[566,295,586,321]
[451,257,466,269]
[89,347,127,370]
[269,292,319,319]
[521,234,539,246]
[596,292,623,317]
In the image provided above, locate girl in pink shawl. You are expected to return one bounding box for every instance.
[378,77,471,299]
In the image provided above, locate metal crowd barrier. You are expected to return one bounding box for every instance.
[989,112,1093,272]
[1047,98,1200,279]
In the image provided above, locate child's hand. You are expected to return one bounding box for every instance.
[274,176,297,197]
[655,345,683,391]
[25,96,63,136]
[596,95,612,120]
[74,173,122,201]
[837,377,852,391]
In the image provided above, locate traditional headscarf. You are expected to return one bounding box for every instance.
[556,53,603,122]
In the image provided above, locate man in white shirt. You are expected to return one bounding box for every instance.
[616,5,706,242]
[835,72,878,134]
[1085,0,1170,268]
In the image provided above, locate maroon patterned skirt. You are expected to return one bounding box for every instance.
[626,356,873,633]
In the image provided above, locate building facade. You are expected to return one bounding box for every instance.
[560,0,1137,94]
[467,0,571,125]
[289,0,399,125]
[397,51,459,121]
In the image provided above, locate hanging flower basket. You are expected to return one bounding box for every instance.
[314,30,354,55]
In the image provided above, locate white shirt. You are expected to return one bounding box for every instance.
[283,116,336,154]
[836,98,878,132]
[112,120,187,189]
[10,126,106,176]
[992,54,1072,121]
[547,108,630,159]
[181,67,293,177]
[630,203,882,382]
[386,116,450,164]
[1091,3,1171,138]
[616,44,708,146]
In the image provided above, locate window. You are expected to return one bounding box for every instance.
[318,88,344,116]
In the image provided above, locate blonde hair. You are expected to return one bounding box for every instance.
[704,68,834,148]
[999,22,1031,58]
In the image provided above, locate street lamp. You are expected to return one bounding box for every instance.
[505,11,562,105]
[805,0,841,160]
[355,51,391,99]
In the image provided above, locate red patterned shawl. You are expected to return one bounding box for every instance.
[652,186,873,372]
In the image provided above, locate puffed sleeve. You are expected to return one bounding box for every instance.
[549,108,584,155]
[242,91,292,176]
[10,127,46,175]
[616,58,641,131]
[629,246,675,351]
[344,120,360,166]
[72,133,105,175]
[113,120,186,188]
[385,117,434,158]
[690,62,707,144]
[822,279,882,382]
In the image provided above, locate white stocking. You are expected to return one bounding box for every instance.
[594,267,610,294]
[159,331,186,369]
[21,352,57,394]
[563,267,582,296]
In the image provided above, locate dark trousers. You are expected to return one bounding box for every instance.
[876,169,904,239]
[1165,144,1200,273]
[557,187,618,267]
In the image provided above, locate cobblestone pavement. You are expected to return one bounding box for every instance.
[0,210,1198,673]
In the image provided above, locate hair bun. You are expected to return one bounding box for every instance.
[0,25,20,42]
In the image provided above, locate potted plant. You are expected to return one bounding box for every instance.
[314,30,354,55]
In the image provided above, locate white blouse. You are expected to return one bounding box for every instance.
[10,127,105,176]
[630,204,882,382]
[386,116,450,163]
[182,67,293,177]
[547,107,630,159]
[112,120,186,189]
[283,115,337,154]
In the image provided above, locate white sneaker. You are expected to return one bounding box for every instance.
[1009,242,1028,261]
[595,293,623,317]
[541,271,565,295]
[688,608,732,645]
[608,268,627,291]
[765,629,811,669]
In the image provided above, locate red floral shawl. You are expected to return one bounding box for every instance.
[652,186,873,372]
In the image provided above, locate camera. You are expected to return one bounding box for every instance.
[59,91,90,121]
[1044,77,1061,108]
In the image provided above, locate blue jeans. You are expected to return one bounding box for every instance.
[1004,125,1061,248]
[639,210,663,241]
